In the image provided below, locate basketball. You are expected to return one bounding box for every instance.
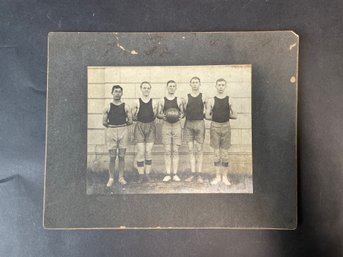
[165,108,180,123]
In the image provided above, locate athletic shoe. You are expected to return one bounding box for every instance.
[106,178,114,187]
[210,176,221,185]
[185,175,195,182]
[222,176,231,186]
[172,174,181,182]
[163,175,172,182]
[118,177,127,185]
[197,175,204,183]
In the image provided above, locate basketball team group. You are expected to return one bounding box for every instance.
[102,77,237,188]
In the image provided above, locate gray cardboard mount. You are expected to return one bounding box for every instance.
[44,32,298,229]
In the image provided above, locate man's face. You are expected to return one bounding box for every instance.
[140,83,151,97]
[190,79,200,91]
[112,88,123,100]
[167,82,177,94]
[215,81,227,94]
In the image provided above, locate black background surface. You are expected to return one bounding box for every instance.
[0,0,342,256]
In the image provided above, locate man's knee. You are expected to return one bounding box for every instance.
[109,149,117,157]
[118,148,126,158]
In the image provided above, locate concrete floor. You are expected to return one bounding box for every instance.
[87,170,253,194]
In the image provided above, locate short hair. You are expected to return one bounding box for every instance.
[216,78,227,84]
[190,77,201,83]
[111,85,123,93]
[140,81,151,89]
[166,80,176,86]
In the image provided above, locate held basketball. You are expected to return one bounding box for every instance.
[165,108,180,123]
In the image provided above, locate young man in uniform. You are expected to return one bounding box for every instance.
[205,78,237,185]
[183,77,206,183]
[132,81,158,183]
[103,85,133,187]
[157,80,184,182]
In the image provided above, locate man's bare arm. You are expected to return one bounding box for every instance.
[229,104,237,119]
[205,98,213,120]
[157,98,166,120]
[102,106,109,127]
[125,104,133,125]
[132,99,139,121]
[178,97,185,119]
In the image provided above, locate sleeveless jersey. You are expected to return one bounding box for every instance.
[186,93,204,120]
[212,96,230,123]
[163,97,180,112]
[108,103,126,125]
[137,98,155,123]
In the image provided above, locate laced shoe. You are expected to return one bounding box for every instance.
[172,174,181,182]
[118,177,127,185]
[106,178,114,187]
[163,175,172,182]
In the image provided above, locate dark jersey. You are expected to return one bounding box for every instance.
[186,93,204,120]
[137,98,155,123]
[108,103,126,125]
[163,97,180,112]
[212,96,230,123]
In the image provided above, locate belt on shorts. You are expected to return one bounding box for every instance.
[107,124,127,128]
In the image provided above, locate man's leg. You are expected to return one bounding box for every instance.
[163,144,172,182]
[185,141,196,182]
[211,148,222,185]
[145,142,154,180]
[118,148,127,185]
[136,143,145,182]
[195,141,204,183]
[221,148,231,186]
[107,149,117,187]
[172,145,180,181]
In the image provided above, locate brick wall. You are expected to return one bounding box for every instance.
[87,65,252,175]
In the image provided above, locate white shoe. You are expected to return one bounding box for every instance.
[173,174,181,182]
[185,175,194,182]
[118,177,127,185]
[197,175,204,183]
[163,175,171,182]
[106,178,114,187]
[211,176,221,185]
[222,176,231,186]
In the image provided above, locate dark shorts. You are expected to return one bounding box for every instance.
[162,120,182,146]
[183,120,205,144]
[134,121,156,143]
[210,121,231,149]
[106,126,129,150]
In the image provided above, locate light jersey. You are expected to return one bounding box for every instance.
[137,98,155,123]
[212,96,230,123]
[108,103,126,125]
[186,93,204,120]
[163,97,180,113]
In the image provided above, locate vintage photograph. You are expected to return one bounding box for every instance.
[87,65,252,194]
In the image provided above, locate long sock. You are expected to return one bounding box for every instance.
[145,160,152,174]
[118,156,125,178]
[109,156,116,179]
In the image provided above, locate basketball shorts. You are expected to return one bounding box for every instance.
[106,126,129,150]
[183,120,205,144]
[134,121,156,143]
[162,120,182,146]
[210,121,231,149]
